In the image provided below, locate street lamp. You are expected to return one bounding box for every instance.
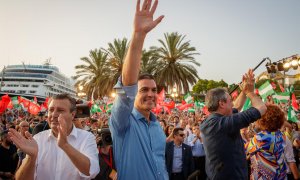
[171,86,178,100]
[111,92,116,98]
[77,85,86,98]
[264,54,300,88]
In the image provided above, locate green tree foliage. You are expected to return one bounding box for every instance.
[150,32,200,94]
[192,78,228,95]
[75,32,200,99]
[74,48,113,99]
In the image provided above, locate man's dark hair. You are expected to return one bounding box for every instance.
[50,93,76,112]
[205,88,228,112]
[138,73,155,81]
[172,127,184,136]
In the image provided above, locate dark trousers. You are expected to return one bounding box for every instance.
[170,172,184,180]
[193,156,206,180]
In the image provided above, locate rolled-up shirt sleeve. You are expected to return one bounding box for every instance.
[109,78,137,136]
[78,133,100,178]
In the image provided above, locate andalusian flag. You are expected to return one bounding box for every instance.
[194,101,205,108]
[288,105,298,123]
[242,98,252,111]
[11,96,20,108]
[272,92,290,103]
[91,104,102,113]
[258,81,275,100]
[105,101,113,113]
[184,93,193,104]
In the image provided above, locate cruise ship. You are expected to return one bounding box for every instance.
[0,64,76,103]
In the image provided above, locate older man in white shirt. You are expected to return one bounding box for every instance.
[9,93,99,180]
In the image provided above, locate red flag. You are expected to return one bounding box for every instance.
[292,93,299,110]
[0,94,11,114]
[231,90,239,99]
[177,103,193,111]
[19,96,31,108]
[43,97,49,109]
[279,84,285,92]
[255,88,259,95]
[87,101,93,108]
[181,100,186,105]
[152,104,162,114]
[161,101,175,109]
[7,101,13,109]
[202,106,210,116]
[28,101,41,115]
[157,88,165,104]
[34,96,38,103]
[271,82,276,89]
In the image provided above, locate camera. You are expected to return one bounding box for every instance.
[75,104,90,118]
[97,128,112,147]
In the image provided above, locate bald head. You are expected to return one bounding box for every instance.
[19,121,30,135]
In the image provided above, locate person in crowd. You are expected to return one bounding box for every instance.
[81,119,91,131]
[32,114,50,136]
[166,124,175,142]
[284,136,300,180]
[179,119,189,143]
[200,69,267,179]
[160,119,167,132]
[188,123,206,179]
[93,132,116,180]
[0,130,18,180]
[8,93,100,180]
[108,0,167,179]
[18,121,30,138]
[16,121,31,169]
[246,104,286,179]
[165,127,194,180]
[73,117,84,129]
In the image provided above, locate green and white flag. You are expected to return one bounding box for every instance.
[258,81,275,100]
[105,101,113,113]
[194,101,205,108]
[242,98,252,111]
[184,93,193,104]
[288,105,298,123]
[286,85,295,93]
[272,92,290,103]
[91,104,102,113]
[11,96,20,108]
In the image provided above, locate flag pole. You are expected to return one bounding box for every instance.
[229,57,271,94]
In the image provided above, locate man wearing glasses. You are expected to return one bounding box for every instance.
[165,127,194,180]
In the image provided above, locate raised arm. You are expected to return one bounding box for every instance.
[122,0,164,86]
[239,69,267,116]
[8,128,38,180]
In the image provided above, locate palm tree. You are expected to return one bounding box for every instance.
[102,38,130,85]
[74,49,113,99]
[151,32,200,94]
[140,49,161,74]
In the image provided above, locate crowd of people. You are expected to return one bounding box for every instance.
[1,0,300,180]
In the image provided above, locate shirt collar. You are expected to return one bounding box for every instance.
[47,125,78,140]
[132,108,157,123]
[173,142,183,147]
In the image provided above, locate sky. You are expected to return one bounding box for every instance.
[0,0,299,85]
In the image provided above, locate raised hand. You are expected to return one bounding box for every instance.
[134,0,164,35]
[239,69,255,95]
[57,114,69,148]
[8,128,38,158]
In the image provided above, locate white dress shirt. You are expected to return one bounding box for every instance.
[33,126,100,180]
